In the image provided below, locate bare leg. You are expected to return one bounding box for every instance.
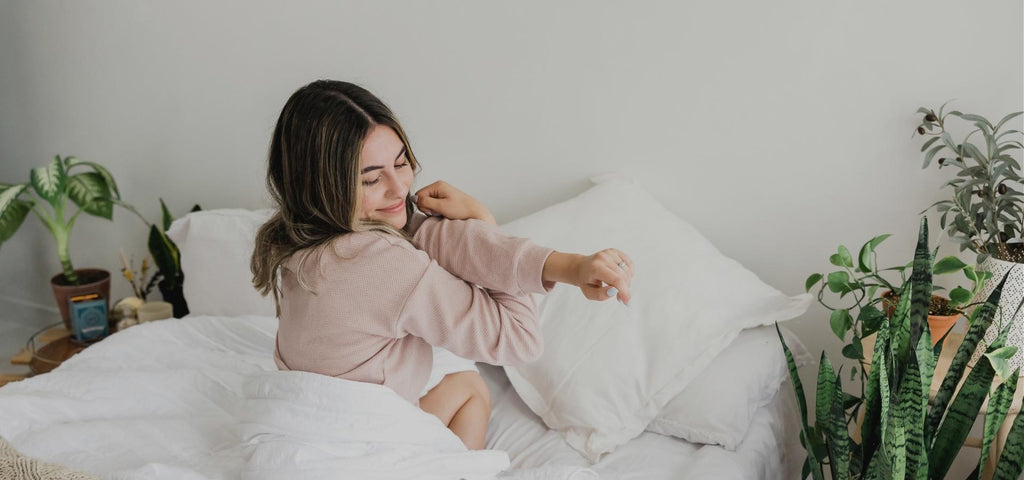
[419,371,492,450]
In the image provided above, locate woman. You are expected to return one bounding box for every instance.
[251,80,634,450]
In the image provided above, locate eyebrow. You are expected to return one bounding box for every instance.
[361,146,407,174]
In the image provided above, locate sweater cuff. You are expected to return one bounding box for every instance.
[517,244,556,295]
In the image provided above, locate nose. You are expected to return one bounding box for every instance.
[383,170,405,199]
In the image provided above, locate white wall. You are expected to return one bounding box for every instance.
[1,0,1021,429]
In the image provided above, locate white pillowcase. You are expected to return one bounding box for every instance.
[165,208,275,317]
[646,324,812,450]
[498,172,811,463]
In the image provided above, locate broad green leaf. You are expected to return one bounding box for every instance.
[916,322,936,451]
[929,345,1000,479]
[838,245,853,268]
[949,287,972,307]
[778,324,824,479]
[861,326,887,470]
[927,271,1004,443]
[828,374,850,480]
[830,309,853,340]
[149,225,181,284]
[0,184,28,214]
[908,217,933,349]
[66,172,113,219]
[858,234,891,273]
[985,346,1019,381]
[827,271,852,294]
[64,157,121,200]
[0,199,33,247]
[932,256,967,275]
[160,198,173,231]
[979,373,1018,474]
[993,408,1024,480]
[860,305,885,336]
[29,155,66,205]
[805,273,823,293]
[816,353,836,433]
[900,355,926,479]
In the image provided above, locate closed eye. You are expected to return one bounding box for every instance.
[363,161,409,186]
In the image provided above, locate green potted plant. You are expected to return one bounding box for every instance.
[0,155,137,330]
[804,232,988,361]
[148,199,200,317]
[779,217,1024,480]
[915,102,1024,373]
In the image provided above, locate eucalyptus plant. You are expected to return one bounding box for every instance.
[915,103,1024,264]
[779,217,1024,480]
[0,155,147,285]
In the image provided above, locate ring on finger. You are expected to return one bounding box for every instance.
[617,261,628,271]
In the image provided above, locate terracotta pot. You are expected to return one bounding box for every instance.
[50,268,111,332]
[880,290,961,347]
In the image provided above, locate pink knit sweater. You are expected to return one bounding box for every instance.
[273,212,555,406]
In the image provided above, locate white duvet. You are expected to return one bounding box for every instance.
[0,315,593,480]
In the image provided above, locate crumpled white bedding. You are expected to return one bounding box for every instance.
[0,315,592,480]
[0,314,802,480]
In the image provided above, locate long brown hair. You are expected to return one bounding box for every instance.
[251,80,421,315]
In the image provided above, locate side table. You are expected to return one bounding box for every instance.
[3,322,113,387]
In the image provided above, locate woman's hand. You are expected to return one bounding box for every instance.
[543,249,634,305]
[414,181,496,225]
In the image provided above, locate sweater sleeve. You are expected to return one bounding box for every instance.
[388,242,548,365]
[411,215,557,295]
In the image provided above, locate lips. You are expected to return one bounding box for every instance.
[378,201,405,213]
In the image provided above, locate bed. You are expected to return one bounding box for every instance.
[0,315,807,479]
[0,172,813,479]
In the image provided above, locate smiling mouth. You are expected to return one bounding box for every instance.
[379,201,405,212]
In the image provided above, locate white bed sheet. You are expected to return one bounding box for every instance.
[0,315,804,480]
[479,363,803,480]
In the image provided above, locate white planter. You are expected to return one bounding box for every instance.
[970,256,1024,374]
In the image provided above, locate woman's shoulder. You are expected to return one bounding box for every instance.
[320,231,430,272]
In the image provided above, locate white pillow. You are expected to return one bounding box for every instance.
[646,324,812,450]
[498,172,811,463]
[165,208,275,317]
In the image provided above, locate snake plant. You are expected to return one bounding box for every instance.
[779,216,1024,480]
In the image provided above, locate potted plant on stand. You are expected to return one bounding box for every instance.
[780,217,1024,480]
[0,155,140,333]
[915,102,1024,373]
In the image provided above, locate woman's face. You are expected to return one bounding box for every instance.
[359,125,414,229]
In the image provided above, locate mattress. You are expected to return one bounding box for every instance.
[0,315,803,479]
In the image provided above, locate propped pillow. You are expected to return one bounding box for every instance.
[165,208,275,317]
[498,172,811,463]
[646,324,812,450]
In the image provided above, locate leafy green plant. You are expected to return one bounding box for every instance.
[915,103,1024,264]
[148,199,199,313]
[0,155,146,284]
[779,217,1024,480]
[804,234,990,373]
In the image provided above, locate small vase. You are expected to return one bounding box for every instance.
[50,268,111,332]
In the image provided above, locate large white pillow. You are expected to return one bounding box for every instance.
[165,208,275,317]
[646,324,812,450]
[498,172,811,463]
